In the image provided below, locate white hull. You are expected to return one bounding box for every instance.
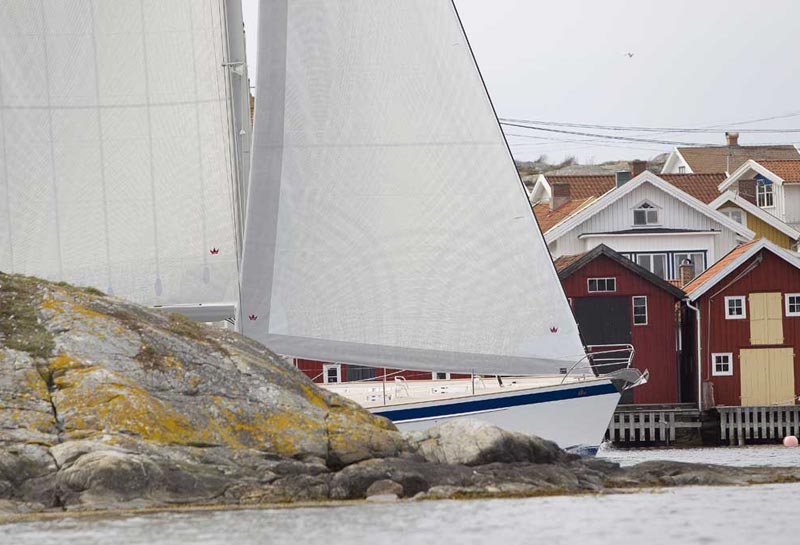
[367,379,621,455]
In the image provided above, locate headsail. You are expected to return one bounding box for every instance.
[0,0,242,316]
[240,0,586,375]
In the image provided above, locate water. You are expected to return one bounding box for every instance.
[3,446,799,545]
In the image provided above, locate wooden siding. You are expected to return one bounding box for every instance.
[724,202,793,248]
[560,254,681,404]
[553,181,741,259]
[695,250,800,406]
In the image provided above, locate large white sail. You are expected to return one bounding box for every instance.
[0,0,241,316]
[240,0,586,375]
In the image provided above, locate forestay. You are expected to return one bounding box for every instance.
[0,0,241,313]
[241,0,586,375]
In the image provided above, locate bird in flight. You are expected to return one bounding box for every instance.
[625,52,634,58]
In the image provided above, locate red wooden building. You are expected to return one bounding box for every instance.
[555,244,687,404]
[683,238,800,408]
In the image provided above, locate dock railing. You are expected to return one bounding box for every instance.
[719,405,800,445]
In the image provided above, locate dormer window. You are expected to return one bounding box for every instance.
[633,202,659,226]
[756,179,774,208]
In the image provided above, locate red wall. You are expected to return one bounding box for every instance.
[294,359,468,384]
[560,255,681,404]
[695,250,800,406]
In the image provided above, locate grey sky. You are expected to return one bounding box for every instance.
[241,1,800,163]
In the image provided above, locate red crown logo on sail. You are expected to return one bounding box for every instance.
[248,314,258,321]
[209,247,220,255]
[549,326,558,333]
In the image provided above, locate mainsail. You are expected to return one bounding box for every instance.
[0,0,244,317]
[240,0,586,375]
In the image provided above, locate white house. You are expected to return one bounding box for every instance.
[661,133,800,175]
[538,171,754,281]
[718,159,800,229]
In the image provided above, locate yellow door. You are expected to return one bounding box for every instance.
[749,292,783,345]
[740,348,795,406]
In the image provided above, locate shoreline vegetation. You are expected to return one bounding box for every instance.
[1,273,798,521]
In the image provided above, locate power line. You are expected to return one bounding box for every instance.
[499,111,800,134]
[501,122,716,147]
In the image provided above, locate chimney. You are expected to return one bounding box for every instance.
[550,182,571,211]
[679,258,696,287]
[738,178,757,205]
[615,171,632,188]
[630,160,647,177]
[725,132,740,146]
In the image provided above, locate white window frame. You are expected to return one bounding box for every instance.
[432,372,450,380]
[323,363,342,384]
[719,207,744,225]
[711,353,734,377]
[632,296,648,326]
[635,253,668,279]
[785,293,800,317]
[587,277,616,293]
[678,166,686,174]
[757,180,775,208]
[632,201,660,227]
[724,296,746,320]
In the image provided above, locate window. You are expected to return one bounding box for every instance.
[588,277,616,293]
[720,208,744,225]
[673,252,706,277]
[786,294,800,317]
[632,296,648,326]
[636,253,668,279]
[633,202,659,226]
[757,179,774,208]
[712,353,733,376]
[347,365,376,382]
[432,372,450,380]
[725,296,746,319]
[323,364,341,383]
[678,166,686,174]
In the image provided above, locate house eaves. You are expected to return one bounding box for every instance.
[710,191,800,241]
[544,170,755,243]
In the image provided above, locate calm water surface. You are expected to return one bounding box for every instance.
[3,445,799,545]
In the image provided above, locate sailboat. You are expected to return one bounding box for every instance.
[0,0,250,322]
[240,0,647,454]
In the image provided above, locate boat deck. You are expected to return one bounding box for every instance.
[321,374,602,409]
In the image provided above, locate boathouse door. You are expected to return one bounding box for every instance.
[572,296,632,348]
[740,348,794,406]
[572,296,632,403]
[749,292,783,345]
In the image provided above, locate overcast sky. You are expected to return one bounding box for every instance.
[240,1,800,164]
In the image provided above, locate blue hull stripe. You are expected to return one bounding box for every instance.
[373,382,618,422]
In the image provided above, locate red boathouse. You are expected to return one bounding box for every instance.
[683,238,800,408]
[555,244,687,404]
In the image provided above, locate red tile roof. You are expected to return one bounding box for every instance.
[545,175,615,199]
[659,173,726,203]
[553,252,587,272]
[533,198,595,232]
[677,145,800,174]
[683,240,760,295]
[757,160,800,183]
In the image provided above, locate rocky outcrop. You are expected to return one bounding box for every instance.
[405,420,570,466]
[1,272,800,517]
[0,273,403,512]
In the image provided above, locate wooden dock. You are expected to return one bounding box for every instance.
[605,404,702,445]
[718,406,800,445]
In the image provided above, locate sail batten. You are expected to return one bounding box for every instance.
[0,0,242,309]
[241,0,586,374]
